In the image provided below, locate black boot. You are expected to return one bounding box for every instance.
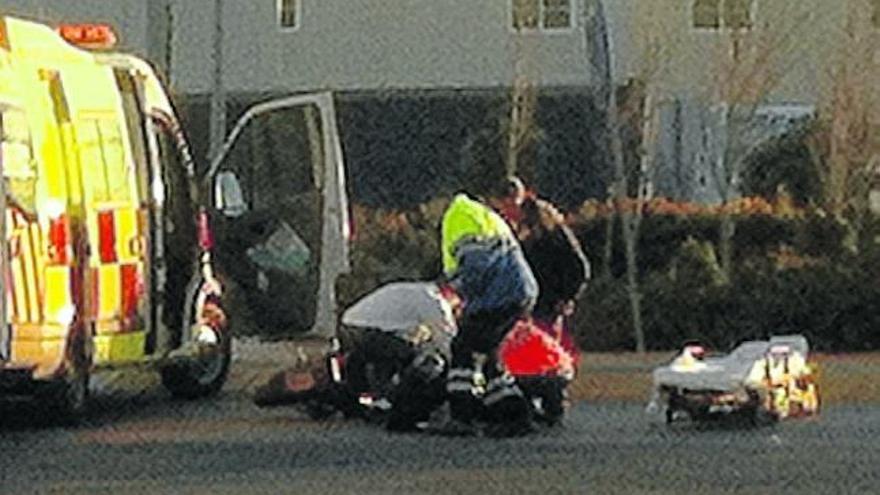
[431,367,480,436]
[482,374,535,438]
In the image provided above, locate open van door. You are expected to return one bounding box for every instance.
[208,93,350,338]
[0,105,9,364]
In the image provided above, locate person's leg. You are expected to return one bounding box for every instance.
[386,350,447,432]
[445,325,482,425]
[445,305,526,424]
[443,243,537,428]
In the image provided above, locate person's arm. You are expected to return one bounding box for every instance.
[441,195,482,276]
[536,198,590,302]
[559,224,591,300]
[441,208,459,276]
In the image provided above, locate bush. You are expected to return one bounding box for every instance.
[335,198,875,352]
[337,205,442,309]
[570,212,839,278]
[573,262,880,352]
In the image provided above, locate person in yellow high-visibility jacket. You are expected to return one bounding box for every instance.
[436,134,538,434]
[441,192,517,275]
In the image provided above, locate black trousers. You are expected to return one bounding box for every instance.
[450,303,526,371]
[447,302,532,423]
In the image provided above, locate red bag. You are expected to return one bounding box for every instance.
[498,318,576,377]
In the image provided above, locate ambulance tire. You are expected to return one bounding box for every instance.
[162,333,231,399]
[162,302,232,400]
[39,362,90,426]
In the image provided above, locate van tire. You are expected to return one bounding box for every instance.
[161,301,232,399]
[39,364,90,426]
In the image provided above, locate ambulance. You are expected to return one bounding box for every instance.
[0,16,230,421]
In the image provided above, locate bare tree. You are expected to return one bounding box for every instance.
[619,83,661,354]
[506,32,541,180]
[810,0,880,252]
[603,1,671,353]
[507,72,540,179]
[703,2,815,281]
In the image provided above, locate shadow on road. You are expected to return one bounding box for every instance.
[0,369,246,432]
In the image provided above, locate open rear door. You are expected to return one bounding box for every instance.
[208,93,350,338]
[0,106,9,362]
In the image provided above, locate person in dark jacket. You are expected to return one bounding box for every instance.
[514,195,591,366]
[518,198,589,316]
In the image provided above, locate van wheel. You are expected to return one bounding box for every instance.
[39,363,90,425]
[161,330,231,399]
[162,302,232,399]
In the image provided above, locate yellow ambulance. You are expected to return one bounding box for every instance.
[0,16,230,422]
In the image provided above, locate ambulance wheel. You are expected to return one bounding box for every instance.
[162,302,232,399]
[39,362,90,425]
[162,333,231,399]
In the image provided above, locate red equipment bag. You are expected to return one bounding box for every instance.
[498,318,576,378]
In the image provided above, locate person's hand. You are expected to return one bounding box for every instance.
[558,299,576,317]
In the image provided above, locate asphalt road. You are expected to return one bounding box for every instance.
[1,371,878,495]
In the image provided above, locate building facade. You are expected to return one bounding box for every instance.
[1,0,615,207]
[3,0,871,206]
[621,0,879,202]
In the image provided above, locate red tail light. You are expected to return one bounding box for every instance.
[47,213,70,265]
[197,208,214,251]
[97,210,117,263]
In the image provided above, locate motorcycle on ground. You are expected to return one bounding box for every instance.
[253,281,578,433]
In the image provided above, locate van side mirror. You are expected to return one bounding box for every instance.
[214,171,247,217]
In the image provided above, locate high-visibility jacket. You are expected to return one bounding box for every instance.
[441,194,537,318]
[441,193,515,276]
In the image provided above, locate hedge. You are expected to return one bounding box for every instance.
[575,262,880,353]
[335,200,877,352]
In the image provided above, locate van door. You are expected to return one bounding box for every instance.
[112,69,158,354]
[64,68,148,363]
[0,106,16,362]
[209,93,349,338]
[144,111,199,353]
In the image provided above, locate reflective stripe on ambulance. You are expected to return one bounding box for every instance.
[89,205,142,333]
[5,208,41,324]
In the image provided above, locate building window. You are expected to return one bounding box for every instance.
[693,0,720,28]
[693,0,753,30]
[278,0,300,30]
[872,0,880,28]
[512,0,573,31]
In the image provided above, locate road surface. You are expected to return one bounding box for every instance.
[1,369,878,495]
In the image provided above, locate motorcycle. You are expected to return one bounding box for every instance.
[253,281,578,431]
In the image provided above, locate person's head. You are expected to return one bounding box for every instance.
[517,197,564,241]
[493,175,528,218]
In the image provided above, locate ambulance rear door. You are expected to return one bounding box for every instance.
[60,66,149,364]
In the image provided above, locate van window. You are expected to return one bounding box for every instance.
[1,108,38,213]
[222,104,324,211]
[77,116,131,203]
